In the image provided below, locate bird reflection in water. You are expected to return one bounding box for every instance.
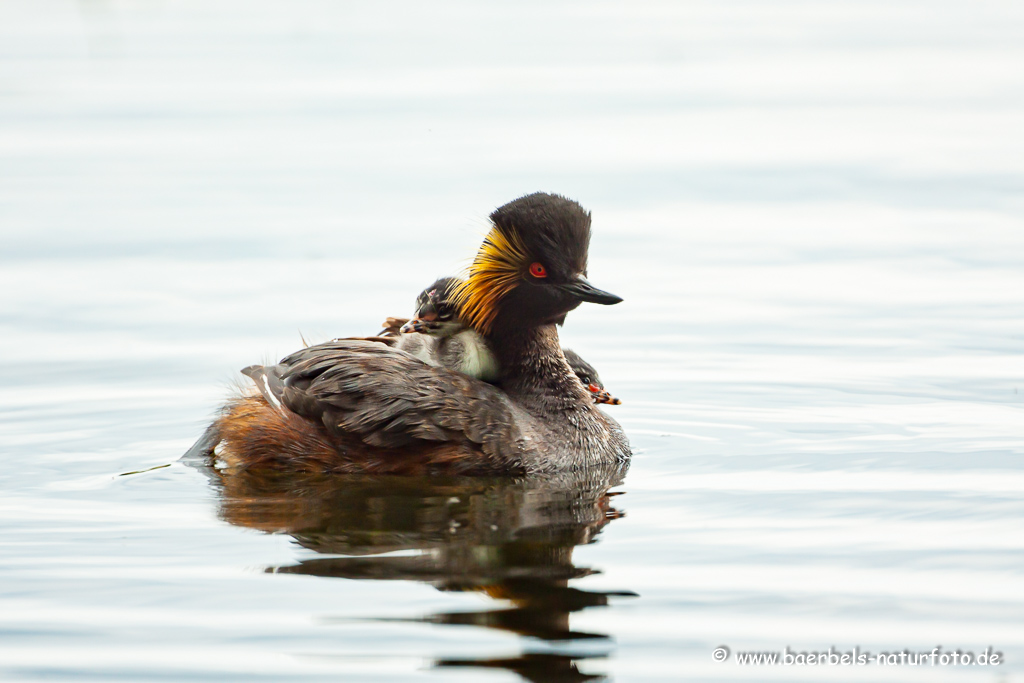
[197,460,634,682]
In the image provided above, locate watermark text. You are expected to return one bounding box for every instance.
[712,645,1003,667]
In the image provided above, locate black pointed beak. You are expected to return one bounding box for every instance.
[559,276,623,305]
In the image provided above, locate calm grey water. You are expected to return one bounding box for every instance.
[2,1,1023,681]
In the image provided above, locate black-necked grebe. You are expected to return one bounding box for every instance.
[195,192,630,474]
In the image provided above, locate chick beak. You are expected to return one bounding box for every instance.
[558,276,623,305]
[400,308,438,334]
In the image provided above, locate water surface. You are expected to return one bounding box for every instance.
[2,1,1023,681]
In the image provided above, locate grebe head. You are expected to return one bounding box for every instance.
[399,277,465,337]
[454,192,621,335]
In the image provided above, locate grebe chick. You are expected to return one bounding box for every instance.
[561,348,622,406]
[391,276,499,382]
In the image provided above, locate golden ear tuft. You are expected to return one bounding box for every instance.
[453,226,529,335]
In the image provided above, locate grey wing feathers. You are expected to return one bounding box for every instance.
[246,340,526,464]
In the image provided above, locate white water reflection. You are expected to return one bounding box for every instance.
[1,0,1023,681]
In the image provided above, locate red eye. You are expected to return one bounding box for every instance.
[529,262,547,278]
